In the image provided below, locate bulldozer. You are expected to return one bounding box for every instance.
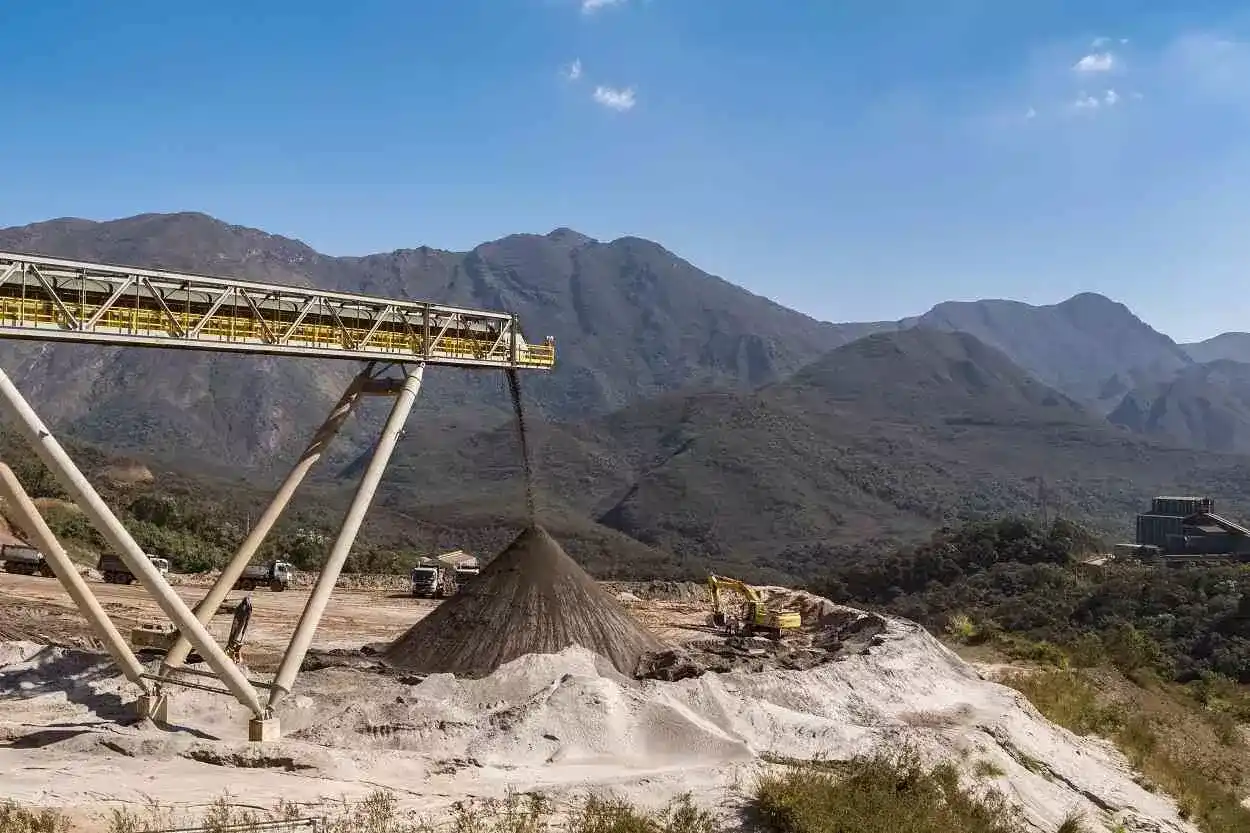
[707,574,802,639]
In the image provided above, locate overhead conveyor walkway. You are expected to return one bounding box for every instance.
[0,249,556,740]
[0,251,556,368]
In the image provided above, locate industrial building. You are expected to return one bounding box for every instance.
[1115,495,1250,566]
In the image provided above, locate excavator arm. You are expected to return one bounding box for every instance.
[707,574,801,635]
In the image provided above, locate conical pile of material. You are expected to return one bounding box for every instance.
[384,525,664,677]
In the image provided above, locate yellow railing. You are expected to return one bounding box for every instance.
[517,343,555,366]
[0,297,556,368]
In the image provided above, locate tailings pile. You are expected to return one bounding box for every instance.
[637,605,890,681]
[384,525,665,677]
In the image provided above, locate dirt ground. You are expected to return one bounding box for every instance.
[0,571,713,671]
[0,572,1209,833]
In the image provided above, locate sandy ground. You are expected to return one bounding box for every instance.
[0,571,445,668]
[0,572,1203,833]
[0,572,711,666]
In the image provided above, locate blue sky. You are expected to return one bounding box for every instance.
[3,0,1249,342]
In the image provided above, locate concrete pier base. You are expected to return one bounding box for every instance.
[249,716,281,742]
[135,693,169,722]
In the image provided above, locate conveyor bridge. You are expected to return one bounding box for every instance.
[0,248,554,740]
[0,251,555,368]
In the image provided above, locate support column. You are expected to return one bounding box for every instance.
[267,363,424,709]
[0,463,151,694]
[161,366,373,673]
[0,367,265,717]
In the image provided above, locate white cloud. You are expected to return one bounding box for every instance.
[582,0,625,12]
[562,59,583,81]
[1069,89,1123,114]
[1074,52,1115,72]
[592,85,637,111]
[973,29,1250,135]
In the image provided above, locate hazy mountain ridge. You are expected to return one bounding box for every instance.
[1108,359,1250,454]
[1184,332,1250,365]
[901,293,1195,411]
[3,211,1249,578]
[0,213,870,466]
[0,209,1241,474]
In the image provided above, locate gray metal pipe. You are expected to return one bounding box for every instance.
[0,463,151,692]
[0,366,265,716]
[160,369,370,672]
[267,363,424,708]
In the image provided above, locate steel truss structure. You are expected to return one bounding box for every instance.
[0,252,556,739]
[0,251,555,368]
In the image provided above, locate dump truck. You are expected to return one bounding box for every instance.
[410,558,449,598]
[236,560,294,592]
[410,550,479,598]
[442,550,480,582]
[0,543,54,577]
[98,553,172,585]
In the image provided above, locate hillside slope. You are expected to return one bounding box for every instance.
[1108,359,1250,454]
[0,213,875,466]
[1184,332,1250,364]
[383,330,1250,582]
[904,292,1194,409]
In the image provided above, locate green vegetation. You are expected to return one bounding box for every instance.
[567,794,716,833]
[816,516,1250,683]
[0,801,69,833]
[0,427,674,579]
[1003,669,1250,833]
[812,515,1250,833]
[751,749,1030,833]
[0,429,435,574]
[64,789,717,833]
[2,762,1060,833]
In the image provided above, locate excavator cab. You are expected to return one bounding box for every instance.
[707,574,801,639]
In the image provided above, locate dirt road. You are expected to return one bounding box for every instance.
[0,571,433,669]
[0,571,712,669]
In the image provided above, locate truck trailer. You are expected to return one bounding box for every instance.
[0,543,53,577]
[410,550,479,598]
[236,560,294,592]
[97,553,172,585]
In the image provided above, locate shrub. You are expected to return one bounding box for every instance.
[0,801,70,833]
[752,748,1027,833]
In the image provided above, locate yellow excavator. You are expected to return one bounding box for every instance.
[707,574,802,638]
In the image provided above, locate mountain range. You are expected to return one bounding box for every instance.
[2,211,1250,579]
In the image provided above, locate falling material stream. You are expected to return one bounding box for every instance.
[505,368,537,524]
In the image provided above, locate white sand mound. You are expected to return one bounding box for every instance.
[0,606,1200,833]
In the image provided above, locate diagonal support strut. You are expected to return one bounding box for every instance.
[0,365,265,716]
[0,463,152,693]
[267,362,424,708]
[160,363,379,673]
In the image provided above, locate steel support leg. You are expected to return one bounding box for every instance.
[0,463,151,693]
[267,363,424,708]
[160,367,373,673]
[0,367,265,717]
